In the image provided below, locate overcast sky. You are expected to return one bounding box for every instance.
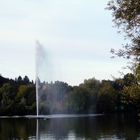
[0,0,130,85]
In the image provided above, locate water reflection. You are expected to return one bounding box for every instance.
[0,115,139,140]
[0,118,36,140]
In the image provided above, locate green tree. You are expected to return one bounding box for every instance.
[0,83,17,115]
[23,76,30,84]
[16,85,36,115]
[81,78,100,112]
[17,76,22,83]
[134,64,140,83]
[107,0,140,62]
[97,81,117,113]
[68,86,89,113]
[123,84,140,112]
[123,73,137,86]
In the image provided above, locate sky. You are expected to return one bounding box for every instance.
[0,0,130,85]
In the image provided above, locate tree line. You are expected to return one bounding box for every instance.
[0,73,139,116]
[0,75,36,115]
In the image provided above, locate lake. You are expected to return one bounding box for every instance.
[0,114,140,140]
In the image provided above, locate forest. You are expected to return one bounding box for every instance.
[0,73,139,116]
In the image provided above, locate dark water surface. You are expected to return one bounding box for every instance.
[0,115,140,140]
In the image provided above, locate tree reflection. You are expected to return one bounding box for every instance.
[0,115,139,140]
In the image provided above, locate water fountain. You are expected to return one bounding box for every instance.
[35,41,103,119]
[35,41,49,117]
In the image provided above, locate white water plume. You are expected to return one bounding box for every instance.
[36,41,48,116]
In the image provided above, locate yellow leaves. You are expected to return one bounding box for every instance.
[17,85,28,98]
[123,85,140,103]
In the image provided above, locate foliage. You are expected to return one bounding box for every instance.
[0,74,139,115]
[107,0,140,62]
[0,75,35,115]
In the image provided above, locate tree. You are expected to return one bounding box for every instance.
[97,80,117,113]
[68,86,89,113]
[17,85,36,115]
[107,0,140,62]
[123,84,140,112]
[0,75,10,87]
[123,73,137,86]
[0,83,17,115]
[23,76,30,84]
[17,76,22,82]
